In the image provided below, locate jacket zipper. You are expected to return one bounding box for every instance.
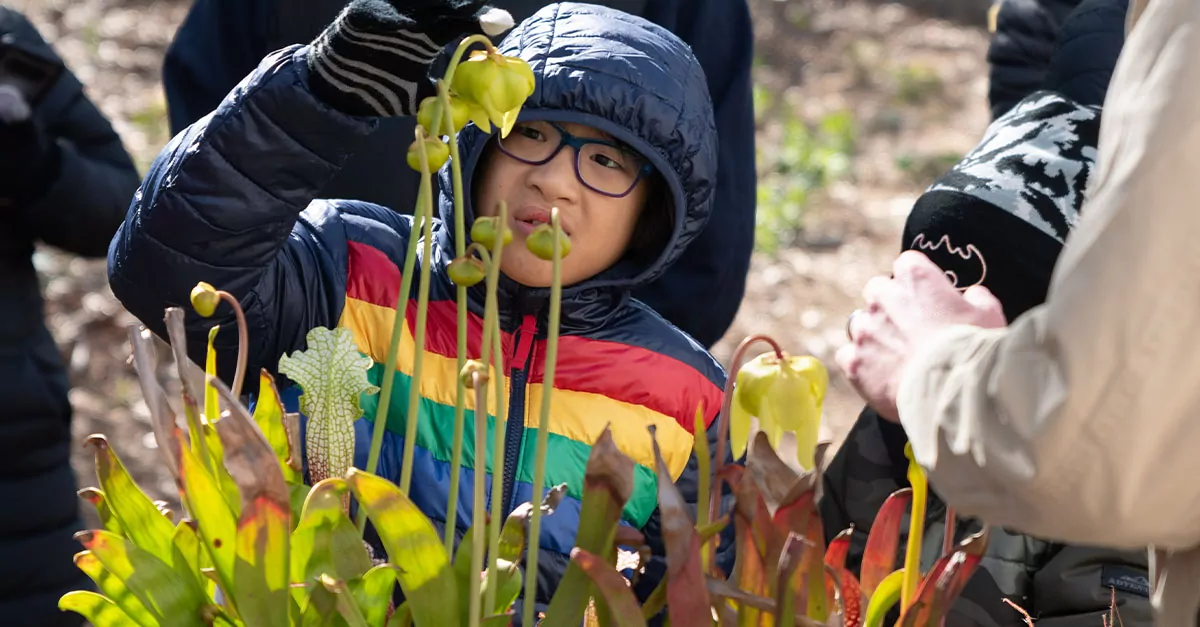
[498,314,538,515]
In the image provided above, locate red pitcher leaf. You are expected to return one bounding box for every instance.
[860,487,912,597]
[775,532,807,627]
[897,527,990,627]
[73,550,159,627]
[826,565,863,627]
[75,530,207,627]
[79,488,123,536]
[87,435,177,567]
[651,429,711,626]
[825,527,854,572]
[128,325,182,481]
[58,591,139,627]
[796,511,828,622]
[211,378,292,627]
[571,548,647,627]
[345,469,459,626]
[614,525,646,549]
[746,431,805,516]
[542,428,635,626]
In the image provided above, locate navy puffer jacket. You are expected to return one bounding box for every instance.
[109,3,735,620]
[986,0,1083,118]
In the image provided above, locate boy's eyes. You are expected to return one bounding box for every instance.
[516,125,545,141]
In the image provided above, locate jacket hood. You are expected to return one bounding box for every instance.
[437,2,717,306]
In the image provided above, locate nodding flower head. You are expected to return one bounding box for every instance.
[190,282,220,318]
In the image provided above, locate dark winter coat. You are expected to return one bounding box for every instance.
[108,4,735,620]
[0,7,140,626]
[159,0,757,348]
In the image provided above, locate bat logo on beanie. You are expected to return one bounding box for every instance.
[910,233,988,290]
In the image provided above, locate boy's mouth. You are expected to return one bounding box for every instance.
[512,206,569,237]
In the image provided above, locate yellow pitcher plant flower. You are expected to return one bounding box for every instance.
[451,49,536,137]
[730,351,828,469]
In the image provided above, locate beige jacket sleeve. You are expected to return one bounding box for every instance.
[895,0,1200,553]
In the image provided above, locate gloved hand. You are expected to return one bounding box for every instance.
[307,0,515,118]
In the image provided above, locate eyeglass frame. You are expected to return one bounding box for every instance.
[494,120,655,198]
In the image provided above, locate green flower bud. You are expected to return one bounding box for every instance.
[451,50,536,137]
[525,223,572,261]
[406,137,450,172]
[190,282,220,317]
[447,256,486,287]
[470,216,512,250]
[416,94,479,134]
[461,359,488,389]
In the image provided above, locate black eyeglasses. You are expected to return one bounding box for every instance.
[495,121,654,197]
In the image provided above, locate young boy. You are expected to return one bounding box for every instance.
[107,0,733,616]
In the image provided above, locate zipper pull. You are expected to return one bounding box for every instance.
[511,314,538,367]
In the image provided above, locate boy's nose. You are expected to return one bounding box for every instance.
[527,147,581,204]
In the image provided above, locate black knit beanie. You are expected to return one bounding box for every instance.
[901,90,1101,322]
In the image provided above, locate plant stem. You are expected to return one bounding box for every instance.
[707,335,785,547]
[469,371,489,627]
[398,128,438,496]
[214,291,248,400]
[902,443,927,612]
[443,78,471,553]
[357,128,428,532]
[483,311,507,613]
[693,404,711,573]
[521,208,565,627]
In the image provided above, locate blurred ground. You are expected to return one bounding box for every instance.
[7,0,992,524]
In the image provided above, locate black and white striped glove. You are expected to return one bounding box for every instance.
[307,0,514,117]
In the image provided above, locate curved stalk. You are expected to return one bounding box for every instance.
[521,208,565,627]
[442,77,472,553]
[707,335,785,531]
[357,127,430,532]
[426,35,498,139]
[902,443,928,612]
[213,290,248,400]
[469,370,490,627]
[398,128,439,495]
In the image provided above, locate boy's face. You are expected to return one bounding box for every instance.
[474,121,651,287]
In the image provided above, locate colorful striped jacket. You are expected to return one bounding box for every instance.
[107,3,735,616]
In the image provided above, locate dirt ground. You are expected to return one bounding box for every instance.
[6,0,993,525]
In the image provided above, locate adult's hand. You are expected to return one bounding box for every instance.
[837,250,1007,421]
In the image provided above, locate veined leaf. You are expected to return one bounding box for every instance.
[76,530,206,627]
[212,377,293,627]
[87,435,176,566]
[278,327,379,484]
[74,550,158,627]
[59,590,138,626]
[542,429,634,626]
[572,548,646,627]
[651,428,710,626]
[860,488,912,598]
[345,468,459,626]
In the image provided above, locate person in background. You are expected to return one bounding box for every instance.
[823,87,1151,626]
[838,0,1200,621]
[0,6,141,626]
[158,0,757,349]
[986,0,1127,118]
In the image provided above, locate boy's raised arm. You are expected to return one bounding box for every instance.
[107,44,379,393]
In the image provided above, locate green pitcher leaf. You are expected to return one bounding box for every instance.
[299,581,342,627]
[278,327,379,485]
[74,550,159,627]
[178,435,237,601]
[482,558,523,615]
[78,488,123,536]
[204,422,243,518]
[289,482,313,525]
[542,428,634,626]
[290,479,372,611]
[171,520,212,598]
[204,324,221,425]
[864,569,904,627]
[59,590,138,626]
[345,468,459,626]
[350,564,399,626]
[211,377,293,627]
[571,548,646,627]
[254,369,302,484]
[386,602,412,627]
[76,530,207,627]
[321,574,371,627]
[87,435,176,565]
